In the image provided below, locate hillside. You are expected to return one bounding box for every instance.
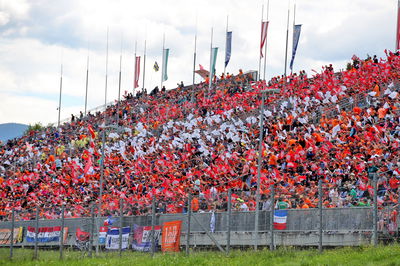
[0,123,28,142]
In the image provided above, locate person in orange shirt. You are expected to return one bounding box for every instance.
[192,196,199,212]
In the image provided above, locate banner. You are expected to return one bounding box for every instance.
[0,227,23,244]
[99,226,108,244]
[273,210,288,230]
[161,220,182,252]
[153,61,159,72]
[260,21,269,58]
[289,24,302,71]
[225,31,232,67]
[134,56,141,88]
[26,226,68,243]
[162,48,169,81]
[105,227,130,250]
[210,47,218,80]
[132,224,162,252]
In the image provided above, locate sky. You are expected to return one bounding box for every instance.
[0,0,397,125]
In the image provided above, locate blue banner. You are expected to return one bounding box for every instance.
[225,31,232,67]
[289,24,302,71]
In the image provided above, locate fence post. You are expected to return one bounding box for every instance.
[34,207,39,260]
[119,199,123,257]
[318,179,323,253]
[59,204,65,260]
[9,208,14,260]
[89,204,95,258]
[151,195,156,257]
[373,173,378,247]
[270,184,275,251]
[186,193,192,256]
[227,189,232,255]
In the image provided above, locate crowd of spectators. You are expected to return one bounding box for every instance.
[1,51,400,222]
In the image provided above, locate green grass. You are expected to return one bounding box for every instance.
[1,245,400,266]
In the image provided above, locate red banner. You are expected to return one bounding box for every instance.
[134,56,141,88]
[161,220,182,252]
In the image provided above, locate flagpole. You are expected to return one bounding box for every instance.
[192,29,197,87]
[224,15,229,75]
[284,1,290,78]
[84,43,90,116]
[134,40,137,93]
[263,0,270,81]
[104,28,109,112]
[116,35,123,126]
[142,39,147,92]
[291,2,296,75]
[208,27,213,96]
[57,62,63,127]
[258,4,264,81]
[397,0,400,51]
[161,33,165,90]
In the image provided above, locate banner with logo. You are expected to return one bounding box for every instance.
[26,226,68,243]
[161,220,182,252]
[132,224,162,252]
[0,227,23,244]
[105,227,130,250]
[99,226,108,244]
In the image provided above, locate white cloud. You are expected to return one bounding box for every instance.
[0,0,398,124]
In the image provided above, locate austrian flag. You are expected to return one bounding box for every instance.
[273,210,288,230]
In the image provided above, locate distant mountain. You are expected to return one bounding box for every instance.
[0,123,28,142]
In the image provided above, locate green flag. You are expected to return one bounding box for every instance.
[210,47,218,78]
[162,48,169,81]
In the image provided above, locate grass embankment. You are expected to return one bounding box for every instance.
[1,245,400,265]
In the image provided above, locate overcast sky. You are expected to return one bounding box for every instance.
[0,0,397,125]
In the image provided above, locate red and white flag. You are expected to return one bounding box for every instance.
[134,56,141,88]
[260,21,269,58]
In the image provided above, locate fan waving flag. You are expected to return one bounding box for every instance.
[289,24,302,71]
[153,61,159,72]
[260,21,269,58]
[225,31,232,68]
[134,56,140,88]
[273,210,288,230]
[162,48,169,81]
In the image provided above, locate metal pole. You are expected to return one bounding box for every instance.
[104,28,109,110]
[270,184,275,251]
[318,179,323,253]
[89,204,95,257]
[116,38,123,126]
[258,4,264,81]
[84,53,89,115]
[57,64,63,127]
[192,30,197,87]
[119,199,123,256]
[97,129,106,254]
[284,3,290,78]
[263,0,270,81]
[161,33,165,90]
[9,208,14,260]
[186,193,192,255]
[373,173,378,246]
[255,92,265,250]
[34,207,39,260]
[142,40,147,91]
[227,189,232,254]
[59,204,65,260]
[208,27,214,98]
[151,195,156,257]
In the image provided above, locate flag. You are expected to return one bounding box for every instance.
[105,227,131,250]
[225,31,232,67]
[210,47,218,79]
[289,24,302,71]
[161,220,182,252]
[153,61,159,72]
[162,48,169,81]
[273,210,288,230]
[132,224,162,252]
[397,0,400,51]
[88,124,96,139]
[210,212,216,233]
[26,226,68,243]
[260,21,269,58]
[104,216,115,226]
[134,56,140,88]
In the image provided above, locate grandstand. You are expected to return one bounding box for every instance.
[0,50,399,225]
